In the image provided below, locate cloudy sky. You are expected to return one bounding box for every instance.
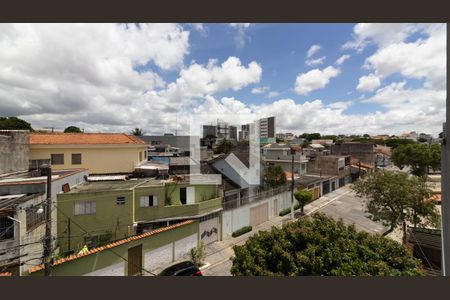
[0,23,446,136]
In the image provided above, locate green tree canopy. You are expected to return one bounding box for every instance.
[0,116,33,131]
[130,128,145,136]
[352,170,439,237]
[265,165,287,188]
[214,138,233,154]
[64,126,82,133]
[391,143,441,178]
[294,189,313,213]
[299,133,321,141]
[231,213,423,276]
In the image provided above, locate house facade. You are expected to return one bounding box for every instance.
[29,133,148,174]
[263,144,308,174]
[56,175,222,254]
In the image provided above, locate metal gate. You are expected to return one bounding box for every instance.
[250,202,269,227]
[199,214,219,245]
[322,181,330,195]
[128,244,142,276]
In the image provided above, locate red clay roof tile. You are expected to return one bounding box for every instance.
[30,133,146,145]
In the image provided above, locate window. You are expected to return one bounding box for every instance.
[51,154,64,165]
[116,196,126,205]
[140,195,158,207]
[139,152,143,162]
[26,206,45,231]
[72,153,82,165]
[0,217,14,240]
[74,201,96,215]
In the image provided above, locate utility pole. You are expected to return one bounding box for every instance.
[42,165,52,276]
[290,147,295,220]
[67,218,71,254]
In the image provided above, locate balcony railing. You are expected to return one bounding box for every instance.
[136,197,222,221]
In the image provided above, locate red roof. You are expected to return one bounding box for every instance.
[30,133,146,145]
[27,220,194,274]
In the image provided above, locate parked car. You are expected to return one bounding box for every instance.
[158,261,203,276]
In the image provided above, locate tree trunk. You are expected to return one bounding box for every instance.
[301,203,304,214]
[382,225,395,236]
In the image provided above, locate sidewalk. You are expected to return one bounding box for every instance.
[202,186,353,275]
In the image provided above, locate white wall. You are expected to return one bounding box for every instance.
[84,262,125,276]
[144,243,173,271]
[174,234,197,261]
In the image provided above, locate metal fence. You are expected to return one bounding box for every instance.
[222,185,290,211]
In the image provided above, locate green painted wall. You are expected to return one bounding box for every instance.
[57,183,220,253]
[29,221,198,276]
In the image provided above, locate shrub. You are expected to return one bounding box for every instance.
[232,226,253,238]
[279,203,300,216]
[190,241,206,267]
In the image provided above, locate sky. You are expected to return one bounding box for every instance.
[0,23,446,136]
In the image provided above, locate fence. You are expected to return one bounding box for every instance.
[222,185,290,211]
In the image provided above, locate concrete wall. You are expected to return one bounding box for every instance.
[28,220,199,276]
[0,130,29,174]
[331,143,376,167]
[30,145,147,174]
[222,190,293,237]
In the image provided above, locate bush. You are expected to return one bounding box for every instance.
[232,226,253,238]
[190,241,206,267]
[279,203,300,216]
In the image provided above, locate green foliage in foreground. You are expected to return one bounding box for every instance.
[232,226,253,238]
[231,213,424,276]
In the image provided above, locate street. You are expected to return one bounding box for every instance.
[202,185,388,276]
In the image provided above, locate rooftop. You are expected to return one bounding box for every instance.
[0,168,88,186]
[27,220,194,274]
[30,133,146,145]
[65,178,160,194]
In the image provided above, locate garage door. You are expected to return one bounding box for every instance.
[250,203,269,227]
[200,216,219,245]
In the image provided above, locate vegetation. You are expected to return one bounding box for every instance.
[299,133,321,141]
[352,170,440,238]
[231,213,423,276]
[130,127,145,136]
[190,241,206,267]
[279,203,300,216]
[0,116,33,131]
[391,143,441,178]
[294,189,313,214]
[214,138,233,154]
[64,126,82,133]
[265,165,287,188]
[232,226,253,238]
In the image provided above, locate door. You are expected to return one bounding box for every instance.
[180,187,187,205]
[322,181,330,195]
[128,244,142,276]
[186,187,195,204]
[250,203,269,227]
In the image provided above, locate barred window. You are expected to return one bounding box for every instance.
[74,201,96,215]
[116,196,126,205]
[51,154,64,165]
[72,153,82,165]
[26,206,45,231]
[0,217,14,240]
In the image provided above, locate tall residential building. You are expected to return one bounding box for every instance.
[259,116,275,139]
[229,126,237,140]
[202,125,217,138]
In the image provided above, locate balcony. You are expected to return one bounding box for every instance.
[136,196,222,222]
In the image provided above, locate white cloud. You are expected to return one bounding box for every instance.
[267,91,280,98]
[335,54,350,65]
[251,86,270,94]
[343,23,419,52]
[228,23,251,48]
[363,24,446,90]
[356,74,381,92]
[294,66,341,95]
[307,44,321,58]
[305,56,326,66]
[190,23,207,36]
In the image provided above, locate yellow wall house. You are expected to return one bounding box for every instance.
[29,133,147,174]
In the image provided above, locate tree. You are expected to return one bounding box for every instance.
[363,134,370,138]
[294,189,313,214]
[352,170,439,239]
[299,133,321,141]
[0,116,33,131]
[64,126,82,133]
[265,165,287,188]
[130,128,145,136]
[214,138,233,154]
[230,213,423,276]
[391,143,441,178]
